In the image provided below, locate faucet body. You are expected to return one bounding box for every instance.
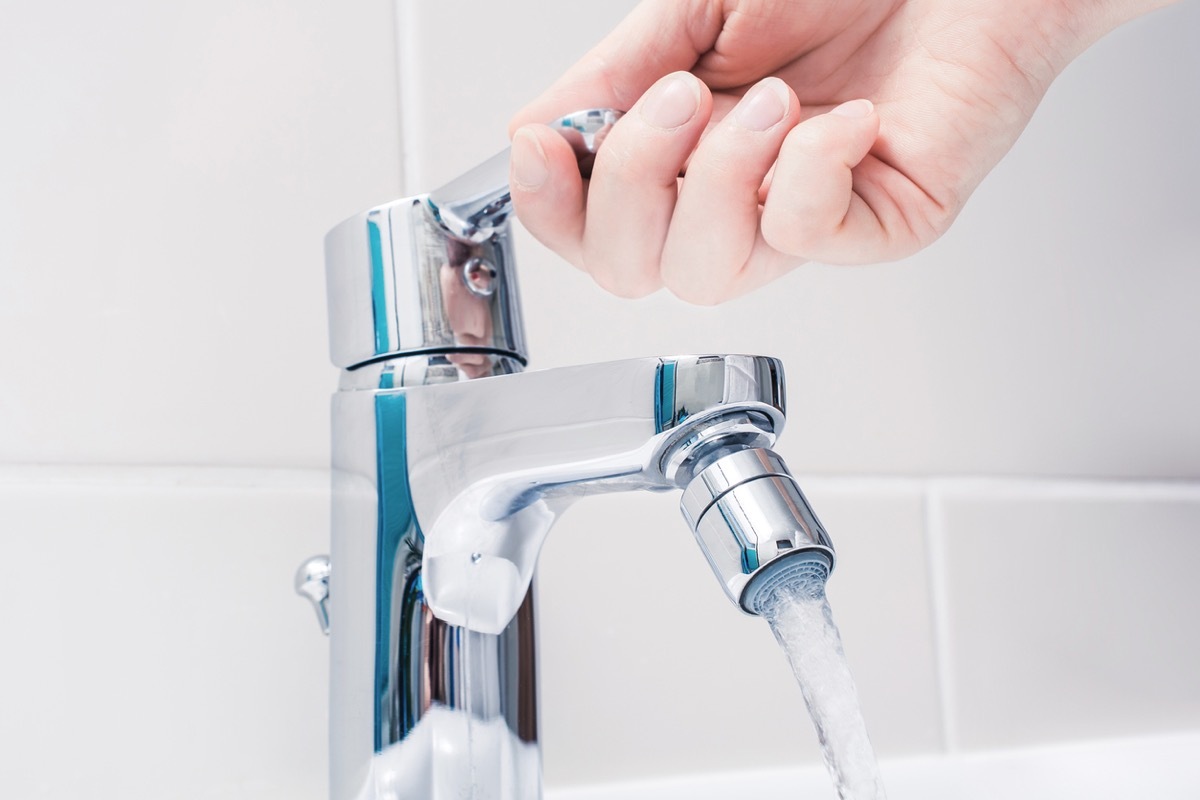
[308,110,836,800]
[330,352,802,799]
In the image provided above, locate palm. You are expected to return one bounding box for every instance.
[694,0,1055,254]
[510,0,1087,302]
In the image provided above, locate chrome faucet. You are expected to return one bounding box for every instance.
[299,110,836,800]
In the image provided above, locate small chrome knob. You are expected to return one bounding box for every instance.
[295,555,331,635]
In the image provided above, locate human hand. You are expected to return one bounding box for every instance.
[509,0,1169,304]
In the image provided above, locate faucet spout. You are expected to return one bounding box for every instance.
[403,354,787,633]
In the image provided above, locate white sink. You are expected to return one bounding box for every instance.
[549,730,1200,800]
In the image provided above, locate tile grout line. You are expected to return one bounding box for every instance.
[4,464,1200,498]
[0,464,329,491]
[792,473,1200,501]
[394,0,425,195]
[924,481,960,754]
[910,474,1200,501]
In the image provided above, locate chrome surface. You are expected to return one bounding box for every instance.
[680,447,794,528]
[683,448,835,613]
[338,352,526,390]
[316,106,834,800]
[330,374,542,800]
[324,108,621,370]
[327,352,790,800]
[406,354,786,635]
[295,555,331,635]
[427,108,619,241]
[324,191,526,371]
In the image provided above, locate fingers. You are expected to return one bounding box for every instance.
[760,99,889,264]
[580,71,711,297]
[509,123,588,265]
[659,77,801,304]
[508,0,722,133]
[517,81,897,301]
[511,71,713,297]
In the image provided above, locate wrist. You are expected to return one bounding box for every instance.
[988,0,1156,89]
[1048,0,1179,59]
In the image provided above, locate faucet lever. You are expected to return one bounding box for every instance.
[427,108,621,241]
[325,108,621,370]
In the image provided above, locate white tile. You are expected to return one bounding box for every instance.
[0,470,330,799]
[535,482,941,788]
[399,0,641,192]
[0,0,400,466]
[934,482,1200,750]
[402,1,1200,480]
[4,1,1197,475]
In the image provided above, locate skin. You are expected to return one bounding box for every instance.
[508,0,1178,305]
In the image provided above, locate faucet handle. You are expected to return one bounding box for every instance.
[428,108,621,241]
[325,109,621,371]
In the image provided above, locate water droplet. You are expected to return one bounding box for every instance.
[470,552,482,564]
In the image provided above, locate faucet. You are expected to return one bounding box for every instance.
[297,110,836,800]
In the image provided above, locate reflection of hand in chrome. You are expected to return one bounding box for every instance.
[439,260,494,379]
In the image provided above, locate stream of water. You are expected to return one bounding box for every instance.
[758,577,888,799]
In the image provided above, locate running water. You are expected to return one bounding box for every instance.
[758,577,888,799]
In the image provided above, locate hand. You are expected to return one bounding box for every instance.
[508,0,1165,304]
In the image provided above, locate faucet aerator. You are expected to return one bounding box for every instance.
[741,549,832,615]
[680,447,835,616]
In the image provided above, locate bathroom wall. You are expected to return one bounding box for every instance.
[2,1,1198,797]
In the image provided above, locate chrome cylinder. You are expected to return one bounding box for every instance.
[323,183,528,371]
[680,448,835,614]
[321,111,620,800]
[328,358,541,800]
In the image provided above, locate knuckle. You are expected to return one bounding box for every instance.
[672,284,727,307]
[593,116,693,186]
[661,261,732,307]
[590,266,660,299]
[690,146,744,185]
[592,136,639,182]
[761,209,815,256]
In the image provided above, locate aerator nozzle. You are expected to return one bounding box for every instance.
[680,448,835,615]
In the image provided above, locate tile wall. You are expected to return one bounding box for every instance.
[1,0,1197,797]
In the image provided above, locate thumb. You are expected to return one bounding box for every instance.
[508,0,721,134]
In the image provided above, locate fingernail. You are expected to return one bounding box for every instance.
[734,78,789,131]
[641,72,701,130]
[830,98,874,119]
[511,129,548,189]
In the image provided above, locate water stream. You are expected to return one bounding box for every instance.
[758,577,888,799]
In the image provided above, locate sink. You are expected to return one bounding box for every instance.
[547,730,1200,800]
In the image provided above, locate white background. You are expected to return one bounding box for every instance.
[2,0,1198,795]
